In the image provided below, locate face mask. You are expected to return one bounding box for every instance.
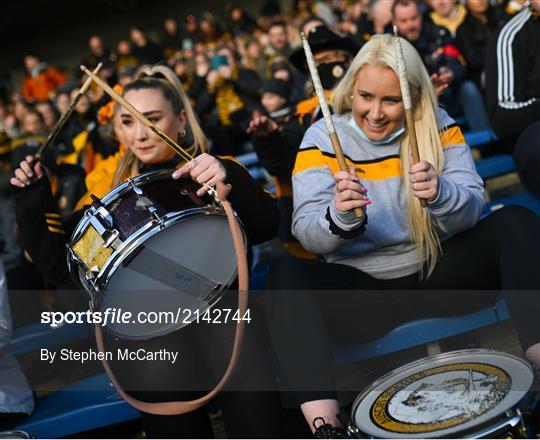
[318,61,347,90]
[349,115,406,145]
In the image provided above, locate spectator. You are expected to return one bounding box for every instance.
[485,1,540,195]
[130,26,164,65]
[21,55,66,103]
[352,0,394,45]
[116,40,139,75]
[242,38,268,81]
[10,110,46,166]
[292,0,316,27]
[198,45,262,155]
[36,100,58,130]
[300,15,327,35]
[82,35,117,71]
[392,0,492,131]
[260,78,293,125]
[227,5,257,36]
[0,259,34,425]
[428,0,468,36]
[267,21,292,57]
[54,90,70,115]
[456,0,505,90]
[485,0,540,141]
[162,18,184,59]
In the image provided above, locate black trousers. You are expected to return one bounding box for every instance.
[265,206,540,403]
[103,295,282,438]
[514,121,540,196]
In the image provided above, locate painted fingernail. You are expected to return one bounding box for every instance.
[365,200,372,205]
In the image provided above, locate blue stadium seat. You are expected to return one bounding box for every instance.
[9,323,140,438]
[11,322,91,356]
[475,154,516,180]
[485,192,540,215]
[11,374,140,438]
[464,130,495,147]
[332,298,510,366]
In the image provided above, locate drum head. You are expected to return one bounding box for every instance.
[351,349,534,438]
[100,214,237,339]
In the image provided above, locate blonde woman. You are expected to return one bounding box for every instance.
[11,65,282,438]
[265,34,540,435]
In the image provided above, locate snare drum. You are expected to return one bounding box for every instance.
[349,349,536,438]
[67,170,245,340]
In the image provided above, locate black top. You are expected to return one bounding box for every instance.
[12,158,280,288]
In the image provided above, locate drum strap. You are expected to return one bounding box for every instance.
[94,182,250,415]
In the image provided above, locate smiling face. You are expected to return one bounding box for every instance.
[351,64,405,142]
[121,88,183,164]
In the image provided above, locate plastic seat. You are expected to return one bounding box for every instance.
[10,374,140,438]
[475,154,516,180]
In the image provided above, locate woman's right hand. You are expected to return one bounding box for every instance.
[10,155,43,188]
[334,165,371,213]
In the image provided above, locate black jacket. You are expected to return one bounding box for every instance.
[455,5,505,87]
[410,19,467,86]
[485,7,540,140]
[12,159,279,288]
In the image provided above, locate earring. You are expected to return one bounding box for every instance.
[180,128,186,138]
[350,95,354,99]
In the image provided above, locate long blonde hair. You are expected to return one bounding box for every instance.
[333,34,444,276]
[112,65,208,186]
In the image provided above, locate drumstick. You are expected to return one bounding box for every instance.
[393,26,427,208]
[35,63,103,161]
[301,32,363,219]
[80,65,218,200]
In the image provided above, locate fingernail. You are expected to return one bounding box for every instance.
[28,171,33,177]
[172,171,179,179]
[361,187,368,193]
[365,200,372,205]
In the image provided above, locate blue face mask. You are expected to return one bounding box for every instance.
[349,116,405,146]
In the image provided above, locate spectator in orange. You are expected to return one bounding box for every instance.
[21,55,66,103]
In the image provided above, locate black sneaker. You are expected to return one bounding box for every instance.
[312,417,351,439]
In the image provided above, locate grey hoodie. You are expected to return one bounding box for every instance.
[291,108,485,280]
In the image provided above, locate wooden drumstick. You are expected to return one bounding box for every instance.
[80,65,218,200]
[300,32,364,219]
[35,63,103,161]
[393,26,427,208]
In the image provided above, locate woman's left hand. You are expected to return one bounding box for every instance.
[409,160,439,203]
[172,153,227,196]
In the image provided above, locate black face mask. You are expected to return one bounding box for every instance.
[317,61,347,90]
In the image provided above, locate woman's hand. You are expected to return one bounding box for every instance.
[10,155,43,188]
[409,160,439,202]
[334,165,371,213]
[172,153,227,196]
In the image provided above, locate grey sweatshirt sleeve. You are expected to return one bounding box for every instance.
[291,126,365,255]
[427,144,485,236]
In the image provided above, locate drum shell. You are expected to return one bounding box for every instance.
[67,170,246,339]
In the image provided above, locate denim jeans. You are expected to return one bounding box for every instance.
[441,80,492,132]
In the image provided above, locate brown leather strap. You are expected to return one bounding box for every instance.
[95,182,249,415]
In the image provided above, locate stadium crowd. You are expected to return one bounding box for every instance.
[1,0,540,436]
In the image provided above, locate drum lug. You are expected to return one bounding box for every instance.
[102,229,120,248]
